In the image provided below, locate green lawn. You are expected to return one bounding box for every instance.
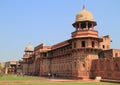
[0,75,119,85]
[0,74,40,81]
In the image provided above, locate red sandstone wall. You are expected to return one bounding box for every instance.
[23,64,28,74]
[91,58,120,80]
[50,56,72,78]
[28,63,35,74]
[40,59,50,76]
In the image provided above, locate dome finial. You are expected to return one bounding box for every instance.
[83,5,86,9]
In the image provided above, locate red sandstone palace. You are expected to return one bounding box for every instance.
[21,6,120,80]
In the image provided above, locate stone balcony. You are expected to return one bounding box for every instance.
[72,30,98,38]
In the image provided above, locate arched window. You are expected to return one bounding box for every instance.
[83,63,86,68]
[92,41,95,47]
[103,45,105,49]
[81,41,85,47]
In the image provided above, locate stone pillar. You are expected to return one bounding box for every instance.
[79,23,81,30]
[92,23,94,30]
[86,22,88,30]
[75,24,78,31]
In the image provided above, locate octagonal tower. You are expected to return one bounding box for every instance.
[70,6,103,79]
[22,44,34,74]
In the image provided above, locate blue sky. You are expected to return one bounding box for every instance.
[0,0,120,62]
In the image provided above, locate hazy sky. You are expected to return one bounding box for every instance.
[0,0,120,62]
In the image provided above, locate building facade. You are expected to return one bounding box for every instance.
[1,61,22,75]
[20,6,120,79]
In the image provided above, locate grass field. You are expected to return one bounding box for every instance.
[0,75,119,85]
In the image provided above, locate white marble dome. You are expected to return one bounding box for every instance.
[25,44,34,52]
[76,7,94,22]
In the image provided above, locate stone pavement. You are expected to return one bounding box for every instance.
[47,78,100,82]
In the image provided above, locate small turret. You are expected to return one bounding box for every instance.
[72,6,97,31]
[24,44,34,54]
